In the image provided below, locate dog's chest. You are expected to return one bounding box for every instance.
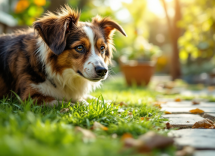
[31,72,100,102]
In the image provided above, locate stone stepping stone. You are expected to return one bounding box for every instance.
[194,150,215,156]
[161,107,215,114]
[162,101,215,107]
[181,90,215,97]
[169,129,215,149]
[163,114,204,128]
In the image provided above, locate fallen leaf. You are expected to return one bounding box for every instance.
[102,127,108,131]
[153,101,167,104]
[119,102,128,107]
[153,103,162,109]
[140,117,150,121]
[176,146,195,156]
[164,111,171,114]
[121,133,133,141]
[192,100,200,105]
[60,108,70,113]
[192,118,215,129]
[138,132,174,149]
[75,126,96,142]
[166,122,172,129]
[189,108,204,114]
[92,121,108,131]
[122,131,174,153]
[175,98,181,102]
[123,138,143,149]
[208,86,214,91]
[186,121,190,123]
[128,112,133,115]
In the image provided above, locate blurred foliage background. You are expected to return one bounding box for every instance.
[1,0,215,83]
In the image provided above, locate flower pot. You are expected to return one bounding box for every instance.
[120,61,155,86]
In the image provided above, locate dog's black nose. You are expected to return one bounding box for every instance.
[95,66,107,77]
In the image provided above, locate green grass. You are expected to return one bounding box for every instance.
[0,77,175,156]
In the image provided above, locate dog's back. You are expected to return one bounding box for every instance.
[0,30,46,98]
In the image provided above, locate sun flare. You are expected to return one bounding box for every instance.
[147,0,173,18]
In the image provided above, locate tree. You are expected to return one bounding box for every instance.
[161,0,181,80]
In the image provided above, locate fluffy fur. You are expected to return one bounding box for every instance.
[0,5,126,106]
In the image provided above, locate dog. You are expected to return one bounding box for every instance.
[0,5,126,106]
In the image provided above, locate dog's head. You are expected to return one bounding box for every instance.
[34,5,126,82]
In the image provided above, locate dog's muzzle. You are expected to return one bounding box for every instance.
[95,66,107,77]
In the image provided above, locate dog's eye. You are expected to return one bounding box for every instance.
[75,45,85,53]
[100,46,105,54]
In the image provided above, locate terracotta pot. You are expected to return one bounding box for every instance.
[120,62,155,86]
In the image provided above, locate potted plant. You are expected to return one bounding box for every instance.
[119,37,161,86]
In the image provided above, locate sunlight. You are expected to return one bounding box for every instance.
[105,0,174,21]
[147,0,173,18]
[108,0,132,11]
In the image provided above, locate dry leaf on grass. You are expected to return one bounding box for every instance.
[140,117,150,121]
[75,126,96,142]
[192,118,215,129]
[189,108,204,114]
[153,103,162,109]
[121,133,133,141]
[119,102,128,107]
[122,131,174,153]
[128,112,133,115]
[60,108,70,113]
[92,121,108,131]
[164,111,171,114]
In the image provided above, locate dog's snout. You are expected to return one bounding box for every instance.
[95,66,107,77]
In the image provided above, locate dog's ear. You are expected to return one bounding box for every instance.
[34,6,79,55]
[92,16,127,40]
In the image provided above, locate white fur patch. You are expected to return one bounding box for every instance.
[36,38,48,67]
[83,26,96,55]
[82,26,108,79]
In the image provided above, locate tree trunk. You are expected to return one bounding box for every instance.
[161,0,181,80]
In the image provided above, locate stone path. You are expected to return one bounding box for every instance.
[160,93,215,155]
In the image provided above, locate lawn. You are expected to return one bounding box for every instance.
[0,77,175,156]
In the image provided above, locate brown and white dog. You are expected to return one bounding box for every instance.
[0,5,126,106]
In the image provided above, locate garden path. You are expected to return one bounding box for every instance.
[160,90,215,156]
